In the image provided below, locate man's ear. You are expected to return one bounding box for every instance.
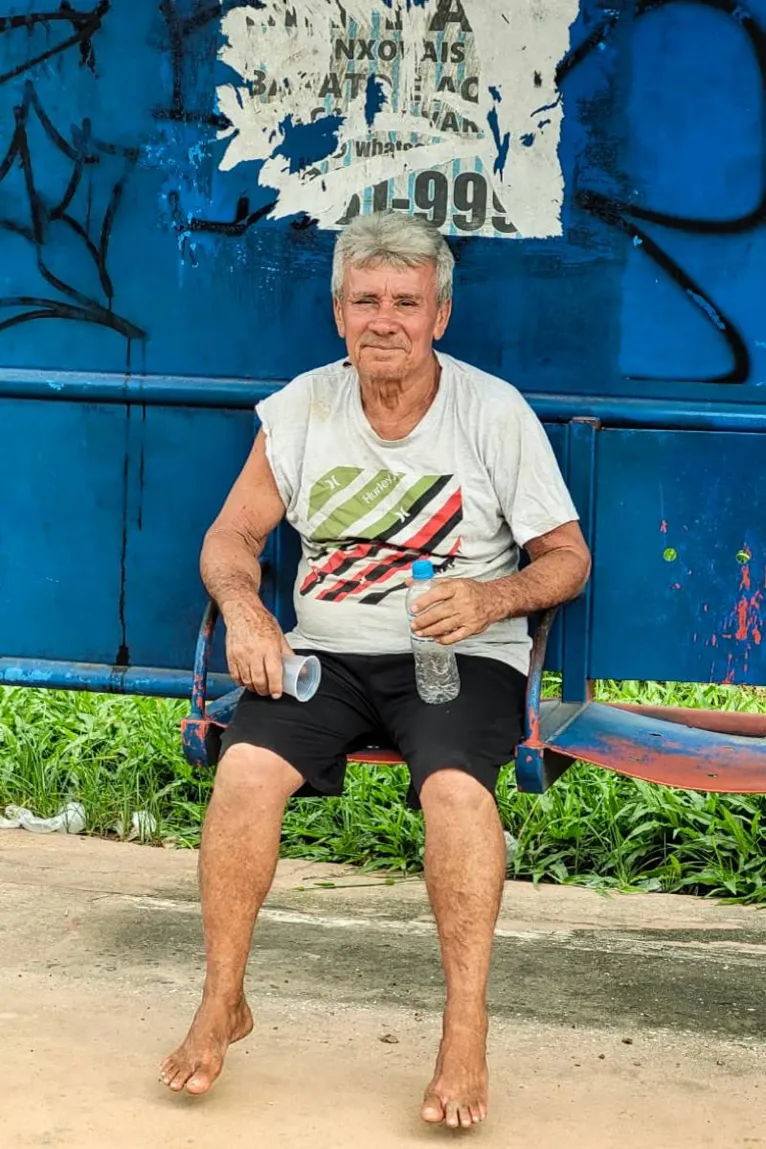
[333,295,345,338]
[434,297,452,341]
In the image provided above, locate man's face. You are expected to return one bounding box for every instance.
[333,259,451,384]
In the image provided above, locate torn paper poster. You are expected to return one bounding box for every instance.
[216,0,576,239]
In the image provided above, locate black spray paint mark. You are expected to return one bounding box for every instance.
[558,0,766,384]
[154,0,235,128]
[0,1,109,86]
[0,80,145,341]
[168,188,279,238]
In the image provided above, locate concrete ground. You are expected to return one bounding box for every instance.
[0,835,765,1148]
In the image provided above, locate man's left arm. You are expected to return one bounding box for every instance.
[409,521,591,645]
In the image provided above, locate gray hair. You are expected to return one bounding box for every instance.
[332,211,455,305]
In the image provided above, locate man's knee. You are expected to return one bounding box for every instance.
[419,767,495,813]
[215,743,304,804]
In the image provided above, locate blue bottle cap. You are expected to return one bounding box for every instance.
[412,559,434,580]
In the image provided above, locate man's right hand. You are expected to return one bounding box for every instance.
[223,603,292,699]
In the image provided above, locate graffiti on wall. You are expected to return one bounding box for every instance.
[560,0,766,384]
[154,0,229,129]
[216,0,577,239]
[0,3,144,344]
[0,2,106,84]
[152,0,281,238]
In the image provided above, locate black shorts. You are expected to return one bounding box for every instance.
[217,651,526,809]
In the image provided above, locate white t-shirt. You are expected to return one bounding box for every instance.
[256,352,578,676]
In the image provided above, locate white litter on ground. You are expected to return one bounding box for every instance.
[0,803,157,840]
[0,801,86,834]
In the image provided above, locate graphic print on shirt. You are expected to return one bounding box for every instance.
[300,467,463,604]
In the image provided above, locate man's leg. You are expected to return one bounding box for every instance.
[373,655,523,1129]
[418,769,507,1130]
[160,744,303,1094]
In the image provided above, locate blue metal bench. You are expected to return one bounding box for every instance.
[516,604,766,794]
[181,582,766,796]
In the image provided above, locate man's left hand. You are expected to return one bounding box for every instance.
[409,578,496,645]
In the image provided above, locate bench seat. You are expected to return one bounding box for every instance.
[182,599,766,795]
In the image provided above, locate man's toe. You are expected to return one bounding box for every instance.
[169,1068,192,1092]
[444,1101,461,1129]
[186,1065,218,1095]
[159,1060,183,1088]
[421,1093,445,1123]
[458,1105,473,1128]
[159,1058,176,1082]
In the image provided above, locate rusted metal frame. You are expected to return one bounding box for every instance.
[181,598,220,767]
[189,598,218,719]
[352,749,406,766]
[524,605,560,746]
[516,606,572,793]
[609,702,766,737]
[543,700,766,794]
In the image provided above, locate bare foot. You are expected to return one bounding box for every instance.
[159,995,253,1095]
[421,1013,489,1130]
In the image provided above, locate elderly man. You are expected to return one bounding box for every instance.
[160,211,590,1129]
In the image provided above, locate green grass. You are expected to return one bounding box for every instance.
[0,689,208,848]
[1,679,766,902]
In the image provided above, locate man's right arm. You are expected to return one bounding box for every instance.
[201,429,291,698]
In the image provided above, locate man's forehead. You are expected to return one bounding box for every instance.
[344,260,436,296]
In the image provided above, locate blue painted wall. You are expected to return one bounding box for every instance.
[1,0,765,692]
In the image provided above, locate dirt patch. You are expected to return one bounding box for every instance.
[1,836,765,1147]
[1,983,764,1149]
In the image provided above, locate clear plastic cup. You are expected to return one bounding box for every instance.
[281,654,322,702]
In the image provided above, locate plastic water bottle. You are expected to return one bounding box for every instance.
[406,559,461,704]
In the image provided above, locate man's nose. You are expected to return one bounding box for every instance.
[368,310,399,333]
